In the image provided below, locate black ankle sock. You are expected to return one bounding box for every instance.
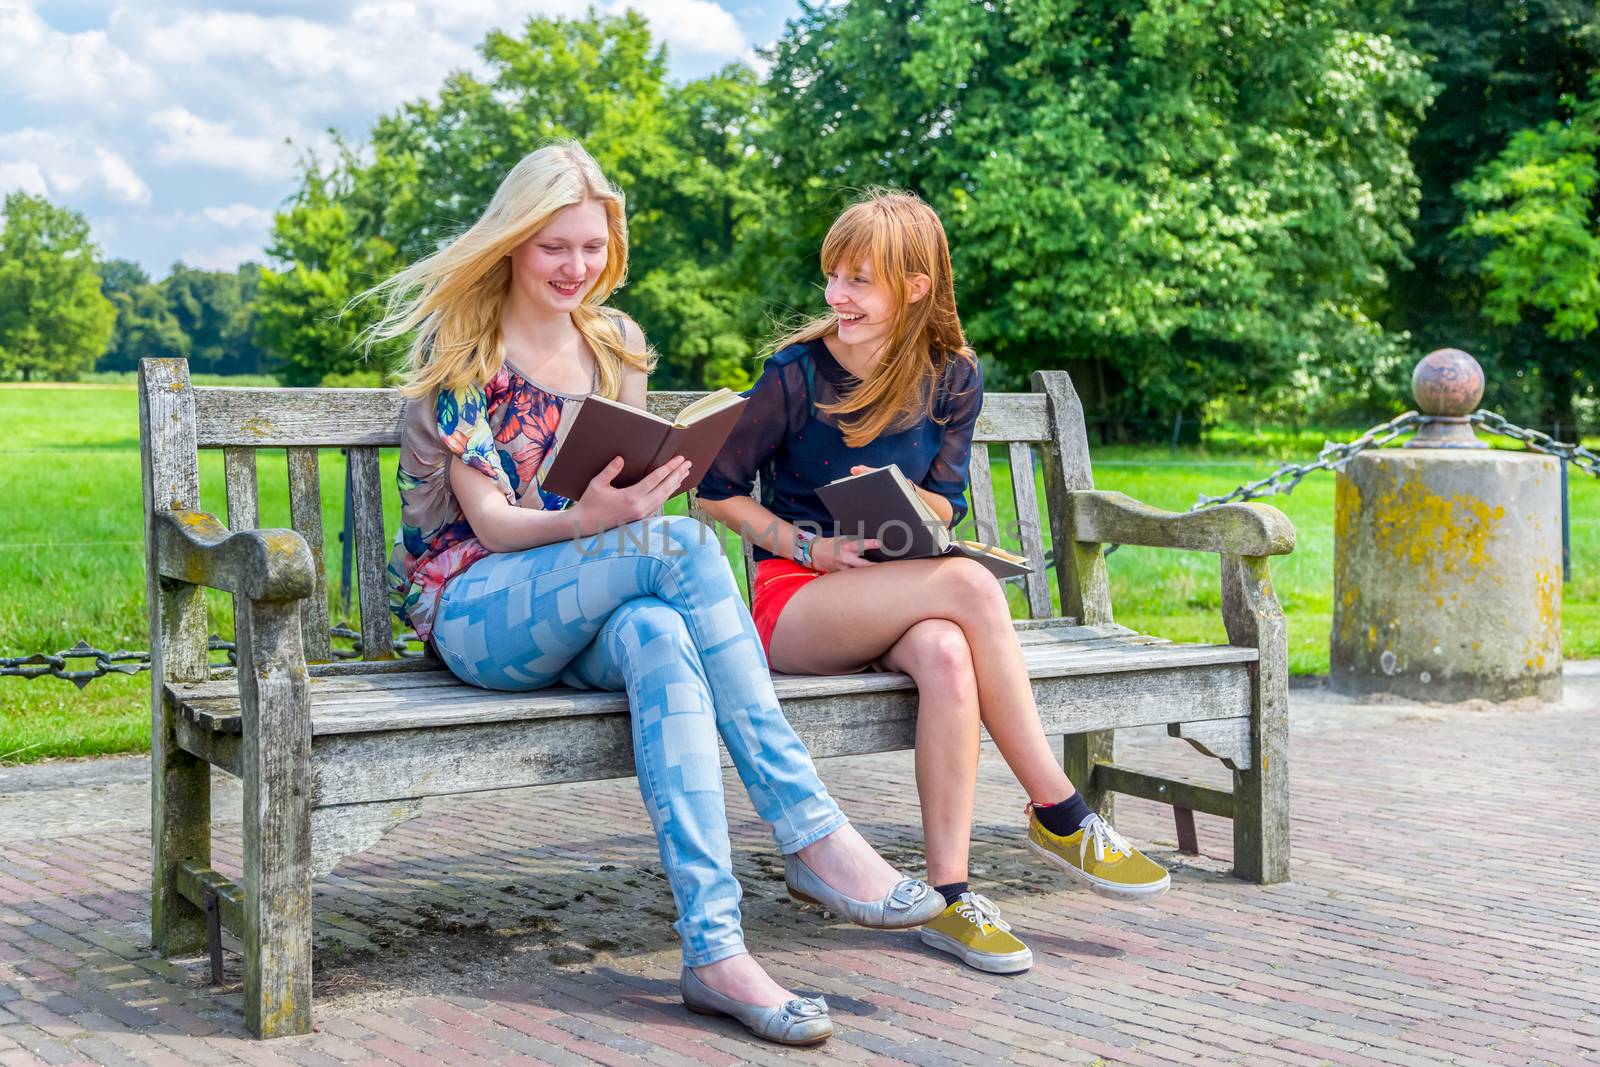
[1033,793,1093,836]
[933,881,968,907]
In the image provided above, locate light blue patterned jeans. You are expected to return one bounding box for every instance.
[430,515,848,967]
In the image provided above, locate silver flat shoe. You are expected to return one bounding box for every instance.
[784,854,946,929]
[680,966,833,1046]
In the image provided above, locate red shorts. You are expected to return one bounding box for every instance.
[749,558,824,660]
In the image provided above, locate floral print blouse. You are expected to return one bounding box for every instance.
[386,362,592,641]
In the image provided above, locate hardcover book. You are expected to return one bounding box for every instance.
[813,464,1033,579]
[538,390,748,501]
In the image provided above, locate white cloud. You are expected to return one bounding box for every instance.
[148,108,296,181]
[0,0,159,110]
[194,202,276,229]
[178,240,266,271]
[610,0,745,59]
[0,128,152,205]
[4,0,765,273]
[0,160,49,198]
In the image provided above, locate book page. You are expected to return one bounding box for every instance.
[673,388,742,426]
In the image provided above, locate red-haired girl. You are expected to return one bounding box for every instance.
[700,190,1170,974]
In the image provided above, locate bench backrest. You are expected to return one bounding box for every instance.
[139,360,1107,671]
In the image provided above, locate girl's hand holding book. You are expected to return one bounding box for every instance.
[571,455,692,535]
[809,534,880,573]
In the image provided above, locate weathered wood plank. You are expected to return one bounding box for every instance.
[1033,370,1112,626]
[174,712,241,777]
[308,662,1250,806]
[1091,764,1235,820]
[223,447,262,679]
[347,447,395,662]
[190,388,1051,448]
[968,444,1000,546]
[286,448,332,664]
[139,359,212,958]
[1063,730,1114,823]
[1222,553,1291,885]
[223,448,260,530]
[1072,491,1296,557]
[175,642,1257,736]
[1168,716,1252,771]
[174,862,244,938]
[1008,442,1053,618]
[238,599,313,1038]
[309,800,422,879]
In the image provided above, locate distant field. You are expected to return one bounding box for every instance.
[2,382,1595,763]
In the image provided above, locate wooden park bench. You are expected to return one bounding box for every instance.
[137,356,1294,1038]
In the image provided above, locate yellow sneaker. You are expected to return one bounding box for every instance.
[917,892,1033,974]
[1027,807,1171,900]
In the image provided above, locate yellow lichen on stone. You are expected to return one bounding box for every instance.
[1370,471,1502,589]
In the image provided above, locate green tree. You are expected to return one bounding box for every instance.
[758,0,1434,432]
[98,258,188,372]
[1454,79,1600,429]
[159,263,267,375]
[257,14,773,389]
[1397,0,1600,427]
[0,192,116,381]
[256,150,403,386]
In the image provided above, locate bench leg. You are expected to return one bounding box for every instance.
[1062,730,1114,823]
[239,601,314,1038]
[152,693,210,956]
[1222,554,1291,885]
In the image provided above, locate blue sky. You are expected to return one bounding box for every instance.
[0,1,802,278]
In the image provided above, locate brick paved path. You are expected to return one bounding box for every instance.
[2,666,1597,1065]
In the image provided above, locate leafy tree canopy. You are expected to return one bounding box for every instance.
[0,192,116,382]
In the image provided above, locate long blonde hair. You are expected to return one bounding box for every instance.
[771,189,975,446]
[362,142,651,399]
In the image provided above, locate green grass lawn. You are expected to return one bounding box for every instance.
[3,383,1596,764]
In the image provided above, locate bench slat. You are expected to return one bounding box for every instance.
[172,637,1256,737]
[348,447,394,661]
[191,388,1050,448]
[171,621,1136,706]
[286,448,332,663]
[223,447,259,529]
[223,447,260,658]
[1008,442,1053,618]
[179,634,1198,722]
[303,660,1251,807]
[967,443,1000,545]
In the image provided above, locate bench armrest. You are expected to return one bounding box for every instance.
[155,510,316,602]
[1070,490,1295,557]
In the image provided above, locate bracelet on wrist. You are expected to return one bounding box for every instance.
[793,529,817,568]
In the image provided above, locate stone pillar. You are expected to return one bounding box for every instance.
[1330,348,1563,702]
[1330,450,1562,701]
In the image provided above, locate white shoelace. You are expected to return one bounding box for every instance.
[1081,813,1134,864]
[955,892,1011,934]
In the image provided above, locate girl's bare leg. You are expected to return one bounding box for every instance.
[770,557,1077,807]
[876,619,981,885]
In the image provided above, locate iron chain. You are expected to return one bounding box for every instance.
[1191,411,1425,510]
[1,628,424,687]
[1192,410,1596,512]
[1470,412,1600,478]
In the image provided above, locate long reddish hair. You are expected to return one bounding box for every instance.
[771,189,975,446]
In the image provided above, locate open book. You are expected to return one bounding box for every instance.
[538,390,748,501]
[813,465,1033,579]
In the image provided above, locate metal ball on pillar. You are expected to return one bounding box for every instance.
[1330,349,1562,702]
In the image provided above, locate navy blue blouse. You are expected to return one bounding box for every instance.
[697,338,984,562]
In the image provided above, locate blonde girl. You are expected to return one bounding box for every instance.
[373,146,943,1046]
[698,190,1170,975]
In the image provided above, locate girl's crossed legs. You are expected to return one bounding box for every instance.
[431,514,902,1005]
[769,555,1075,885]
